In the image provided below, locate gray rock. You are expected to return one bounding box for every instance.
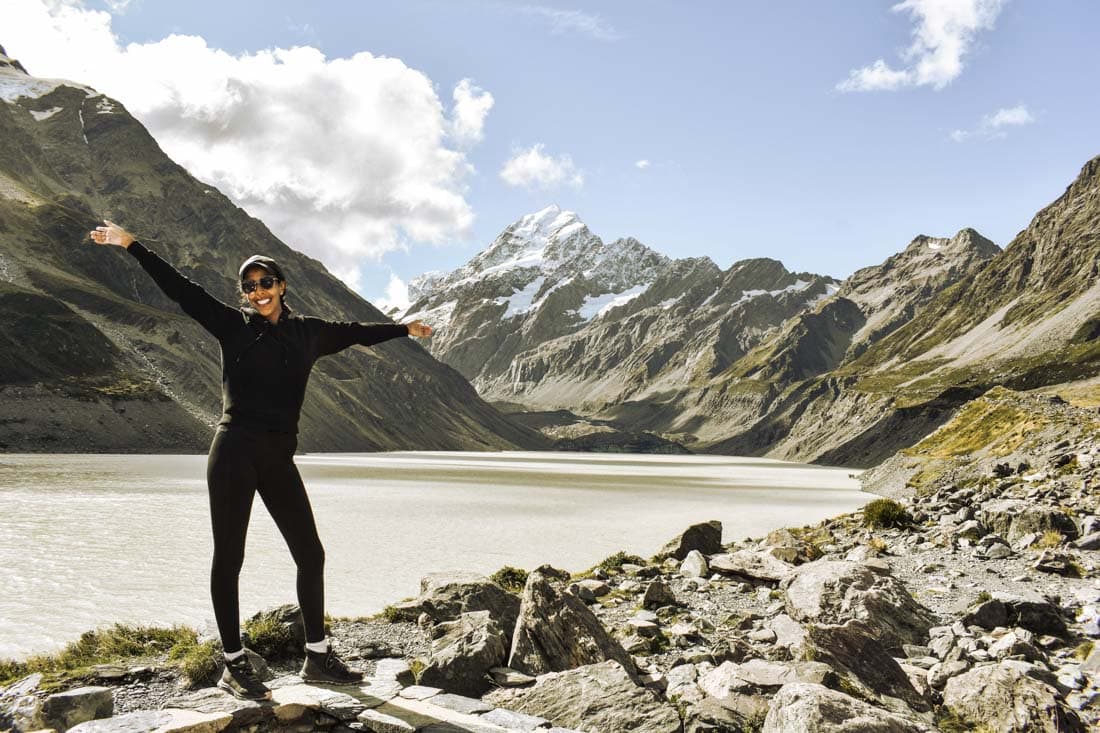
[654,521,723,561]
[980,500,1078,543]
[507,565,636,678]
[479,707,549,730]
[359,706,416,732]
[244,603,305,656]
[399,571,522,640]
[984,542,1013,559]
[802,620,930,714]
[783,560,934,654]
[684,695,768,733]
[768,613,807,652]
[761,683,934,732]
[927,660,970,690]
[576,579,610,597]
[962,599,1008,630]
[373,657,416,686]
[699,659,836,697]
[1073,532,1100,550]
[1033,549,1076,575]
[642,579,678,609]
[483,660,681,733]
[67,708,234,732]
[162,687,266,728]
[995,593,1069,637]
[942,663,1085,732]
[680,550,709,578]
[488,666,536,686]
[418,610,507,697]
[710,550,794,583]
[429,693,493,715]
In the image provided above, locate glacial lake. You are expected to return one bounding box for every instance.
[0,451,869,659]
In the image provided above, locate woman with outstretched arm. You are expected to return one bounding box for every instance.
[90,220,432,700]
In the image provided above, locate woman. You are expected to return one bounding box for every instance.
[90,220,432,700]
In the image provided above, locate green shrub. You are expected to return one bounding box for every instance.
[490,566,529,593]
[862,499,912,529]
[169,638,221,686]
[598,551,646,573]
[242,615,295,659]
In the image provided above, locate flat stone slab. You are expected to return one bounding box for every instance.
[372,697,511,732]
[270,683,365,722]
[359,678,403,707]
[398,684,443,700]
[429,693,494,715]
[358,707,417,733]
[67,708,233,733]
[162,688,265,728]
[480,707,551,730]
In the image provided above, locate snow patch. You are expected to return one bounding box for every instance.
[95,98,118,115]
[658,296,680,309]
[0,72,94,103]
[77,109,88,144]
[29,106,62,121]
[928,242,942,250]
[402,299,457,330]
[578,284,649,320]
[495,276,547,318]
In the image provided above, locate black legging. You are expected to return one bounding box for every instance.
[206,425,325,652]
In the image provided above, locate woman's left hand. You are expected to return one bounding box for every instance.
[406,320,432,338]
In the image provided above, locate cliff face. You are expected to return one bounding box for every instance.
[0,47,547,452]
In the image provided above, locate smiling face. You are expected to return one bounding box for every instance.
[242,265,287,323]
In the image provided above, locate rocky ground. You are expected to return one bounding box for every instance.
[4,390,1100,732]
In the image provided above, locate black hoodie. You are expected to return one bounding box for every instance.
[127,241,408,434]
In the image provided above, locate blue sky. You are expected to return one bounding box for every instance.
[7,1,1099,309]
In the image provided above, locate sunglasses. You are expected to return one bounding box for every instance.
[241,276,281,293]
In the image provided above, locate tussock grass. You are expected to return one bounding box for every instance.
[490,566,529,593]
[862,499,912,529]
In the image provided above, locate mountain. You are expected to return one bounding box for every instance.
[400,207,840,425]
[0,44,547,452]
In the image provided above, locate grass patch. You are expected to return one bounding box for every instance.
[1075,641,1095,660]
[168,638,220,686]
[598,551,647,573]
[489,566,528,593]
[241,614,295,660]
[975,590,992,605]
[862,499,912,529]
[0,623,200,688]
[1035,530,1065,549]
[867,537,888,554]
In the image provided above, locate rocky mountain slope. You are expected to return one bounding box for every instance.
[403,153,1100,467]
[400,207,839,435]
[0,45,546,453]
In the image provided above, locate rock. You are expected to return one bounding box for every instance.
[654,521,723,561]
[428,693,493,715]
[988,630,1046,662]
[955,520,986,541]
[575,579,610,597]
[684,695,768,733]
[979,500,1078,543]
[927,660,970,690]
[764,528,820,565]
[67,709,234,732]
[1033,550,1077,576]
[488,667,536,686]
[698,659,836,697]
[984,542,1013,559]
[996,593,1070,636]
[709,550,794,583]
[942,663,1085,732]
[507,565,636,678]
[768,613,807,652]
[401,571,522,640]
[761,683,934,732]
[1073,532,1100,550]
[244,604,305,656]
[483,660,681,733]
[681,550,709,578]
[162,688,266,728]
[480,707,549,730]
[358,707,417,732]
[373,658,417,686]
[802,620,930,714]
[418,610,507,697]
[783,560,934,654]
[962,599,1008,630]
[642,579,678,609]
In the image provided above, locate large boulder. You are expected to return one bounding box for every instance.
[783,561,934,653]
[684,695,769,733]
[417,610,508,698]
[654,521,723,561]
[761,683,935,733]
[979,500,1078,543]
[393,571,522,639]
[709,550,794,583]
[698,659,836,698]
[802,621,930,714]
[507,565,636,678]
[39,686,114,731]
[941,663,1085,732]
[483,660,681,733]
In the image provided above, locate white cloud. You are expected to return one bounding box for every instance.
[635,159,651,170]
[515,5,620,41]
[838,0,1006,92]
[500,144,584,190]
[449,78,494,146]
[104,0,135,13]
[5,0,489,285]
[951,104,1035,142]
[374,272,411,313]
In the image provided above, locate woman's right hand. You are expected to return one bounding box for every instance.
[89,219,135,249]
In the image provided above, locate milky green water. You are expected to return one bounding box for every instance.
[0,451,867,659]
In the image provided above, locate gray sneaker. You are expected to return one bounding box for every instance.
[217,654,272,700]
[300,648,364,685]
